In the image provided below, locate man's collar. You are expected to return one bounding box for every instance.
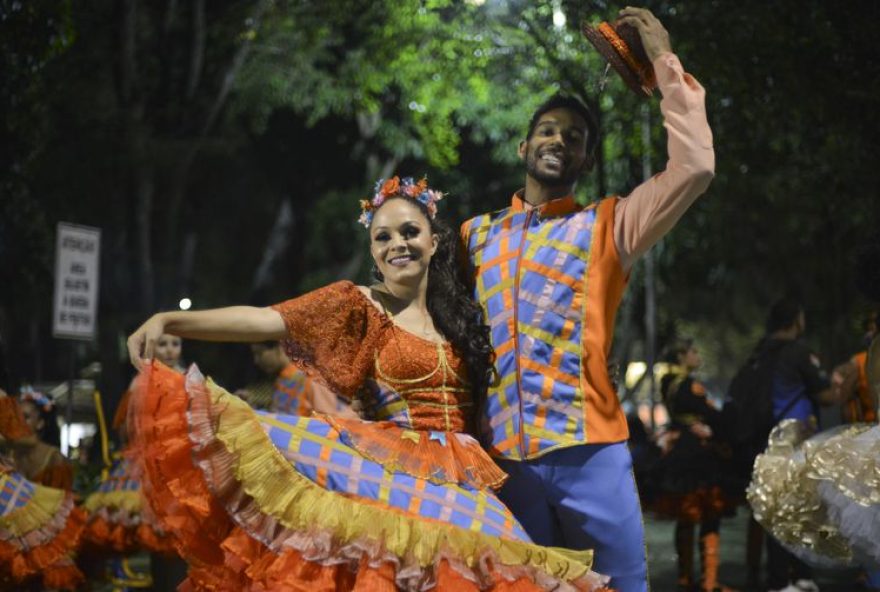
[510,190,579,218]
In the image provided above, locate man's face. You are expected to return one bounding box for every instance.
[519,108,592,188]
[251,344,288,376]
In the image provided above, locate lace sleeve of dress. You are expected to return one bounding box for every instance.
[270,281,390,400]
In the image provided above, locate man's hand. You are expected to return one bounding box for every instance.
[618,6,672,62]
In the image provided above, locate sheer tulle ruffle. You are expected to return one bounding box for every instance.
[748,420,871,568]
[812,424,880,567]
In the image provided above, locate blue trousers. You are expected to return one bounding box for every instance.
[495,442,648,592]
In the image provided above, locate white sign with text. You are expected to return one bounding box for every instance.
[52,223,101,340]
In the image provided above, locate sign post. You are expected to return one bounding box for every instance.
[52,222,101,454]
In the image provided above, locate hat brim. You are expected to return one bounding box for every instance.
[582,23,652,98]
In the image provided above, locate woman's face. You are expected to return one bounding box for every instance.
[370,199,438,287]
[20,400,43,434]
[680,346,702,371]
[155,334,182,367]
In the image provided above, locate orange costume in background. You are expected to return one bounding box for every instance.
[0,397,85,590]
[81,388,174,555]
[843,351,877,423]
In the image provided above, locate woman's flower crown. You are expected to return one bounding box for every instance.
[358,175,445,228]
[20,386,53,413]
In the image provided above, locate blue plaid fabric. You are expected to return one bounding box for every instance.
[0,469,37,516]
[96,458,140,494]
[256,411,530,542]
[464,205,596,459]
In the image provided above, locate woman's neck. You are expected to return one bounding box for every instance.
[376,275,443,342]
[381,275,430,315]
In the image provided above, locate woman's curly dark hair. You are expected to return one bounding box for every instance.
[371,196,495,401]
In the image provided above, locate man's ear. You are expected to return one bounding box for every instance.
[517,139,527,161]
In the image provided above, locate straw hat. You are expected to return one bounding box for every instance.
[582,21,657,97]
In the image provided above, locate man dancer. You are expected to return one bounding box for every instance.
[461,8,714,590]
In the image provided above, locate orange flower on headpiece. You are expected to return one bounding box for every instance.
[381,177,400,196]
[358,175,445,228]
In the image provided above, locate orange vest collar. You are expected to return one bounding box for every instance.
[510,191,579,218]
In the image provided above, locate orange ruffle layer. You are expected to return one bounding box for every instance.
[321,414,508,490]
[0,498,85,590]
[130,364,605,591]
[650,486,737,523]
[83,513,175,555]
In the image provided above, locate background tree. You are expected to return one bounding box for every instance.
[1,0,877,422]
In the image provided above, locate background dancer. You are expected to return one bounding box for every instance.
[652,339,737,592]
[240,340,355,416]
[82,334,183,589]
[461,7,714,590]
[0,389,84,591]
[13,388,73,490]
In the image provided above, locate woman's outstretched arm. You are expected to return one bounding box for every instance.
[127,306,286,369]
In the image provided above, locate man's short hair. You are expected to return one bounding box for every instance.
[766,297,804,333]
[662,337,694,365]
[526,93,599,156]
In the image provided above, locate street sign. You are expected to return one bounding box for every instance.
[52,222,101,340]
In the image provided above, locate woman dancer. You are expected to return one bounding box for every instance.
[82,334,183,555]
[0,390,84,590]
[652,340,737,592]
[127,176,609,591]
[15,388,74,490]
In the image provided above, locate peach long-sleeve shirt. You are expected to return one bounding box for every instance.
[614,52,715,270]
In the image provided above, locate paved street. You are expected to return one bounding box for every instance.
[645,511,864,591]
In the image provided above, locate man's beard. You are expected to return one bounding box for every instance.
[525,151,583,187]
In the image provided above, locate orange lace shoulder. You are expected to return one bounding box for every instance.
[271,281,391,399]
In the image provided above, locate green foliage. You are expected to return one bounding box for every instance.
[2,0,878,392]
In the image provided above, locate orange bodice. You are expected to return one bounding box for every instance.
[271,280,477,433]
[369,327,474,433]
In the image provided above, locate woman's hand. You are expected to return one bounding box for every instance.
[127,314,167,370]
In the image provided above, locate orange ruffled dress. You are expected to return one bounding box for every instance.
[82,389,174,555]
[0,398,85,591]
[129,281,610,591]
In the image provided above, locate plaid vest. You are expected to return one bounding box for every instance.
[462,195,629,460]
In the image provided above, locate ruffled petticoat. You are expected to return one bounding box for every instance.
[812,423,880,568]
[129,362,611,591]
[82,456,175,555]
[748,419,879,569]
[0,465,85,590]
